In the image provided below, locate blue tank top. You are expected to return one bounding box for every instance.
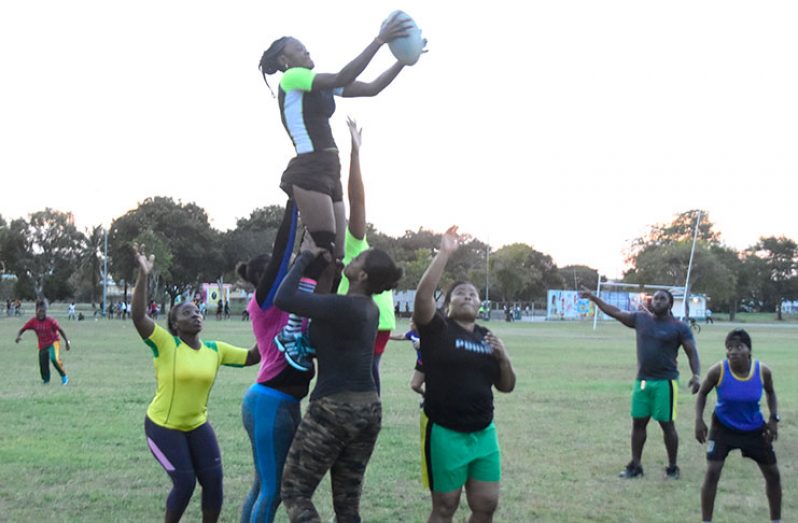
[714,359,765,432]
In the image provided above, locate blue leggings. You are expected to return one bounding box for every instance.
[241,384,302,523]
[144,417,224,518]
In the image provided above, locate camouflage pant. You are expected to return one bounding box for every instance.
[281,394,382,523]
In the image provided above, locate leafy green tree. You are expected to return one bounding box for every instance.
[68,226,106,302]
[625,210,739,313]
[629,209,721,255]
[220,204,287,280]
[748,236,798,320]
[558,264,601,290]
[491,243,564,305]
[400,248,434,291]
[7,209,87,300]
[109,197,221,304]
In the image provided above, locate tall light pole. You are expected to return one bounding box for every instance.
[683,210,702,320]
[102,228,108,317]
[485,243,490,303]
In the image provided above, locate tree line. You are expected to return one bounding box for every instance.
[1,202,795,318]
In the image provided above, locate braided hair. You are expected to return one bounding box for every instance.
[259,37,290,97]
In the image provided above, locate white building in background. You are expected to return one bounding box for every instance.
[782,300,798,314]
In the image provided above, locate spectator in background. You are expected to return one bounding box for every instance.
[67,302,77,320]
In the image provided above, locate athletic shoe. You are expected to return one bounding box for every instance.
[61,375,69,385]
[664,465,680,480]
[274,331,313,372]
[619,463,644,479]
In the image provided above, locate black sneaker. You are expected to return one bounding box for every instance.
[664,465,680,480]
[619,463,644,478]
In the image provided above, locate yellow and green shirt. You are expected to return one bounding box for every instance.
[144,323,248,431]
[336,229,396,331]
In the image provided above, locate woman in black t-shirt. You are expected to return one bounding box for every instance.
[413,226,516,523]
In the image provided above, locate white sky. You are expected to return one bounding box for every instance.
[2,1,797,277]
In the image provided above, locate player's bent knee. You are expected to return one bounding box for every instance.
[432,492,460,517]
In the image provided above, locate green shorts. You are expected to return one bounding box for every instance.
[630,379,678,422]
[421,414,501,493]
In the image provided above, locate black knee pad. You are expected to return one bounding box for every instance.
[305,255,330,281]
[308,230,336,255]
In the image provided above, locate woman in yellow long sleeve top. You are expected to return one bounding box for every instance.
[131,246,260,523]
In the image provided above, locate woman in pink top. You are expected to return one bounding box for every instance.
[238,201,334,523]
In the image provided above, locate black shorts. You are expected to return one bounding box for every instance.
[706,415,776,465]
[280,150,343,202]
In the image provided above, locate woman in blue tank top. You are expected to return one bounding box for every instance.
[694,329,781,523]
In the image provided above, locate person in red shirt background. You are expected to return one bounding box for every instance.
[15,301,72,385]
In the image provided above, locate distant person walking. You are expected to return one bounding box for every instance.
[580,288,701,479]
[14,301,71,385]
[695,329,781,523]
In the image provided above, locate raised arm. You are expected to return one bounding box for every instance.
[255,200,299,308]
[346,118,366,240]
[694,362,721,443]
[579,288,636,328]
[413,226,459,327]
[131,245,156,340]
[312,16,410,91]
[762,364,779,441]
[274,248,340,321]
[341,62,405,98]
[682,337,701,393]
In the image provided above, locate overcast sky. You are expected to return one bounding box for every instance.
[2,1,797,277]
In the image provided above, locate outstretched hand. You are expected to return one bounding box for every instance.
[378,13,412,44]
[133,242,155,275]
[347,117,362,151]
[439,226,460,255]
[578,286,594,300]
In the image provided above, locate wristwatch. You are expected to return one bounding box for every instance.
[770,414,781,423]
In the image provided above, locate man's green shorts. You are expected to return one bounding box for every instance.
[630,379,678,422]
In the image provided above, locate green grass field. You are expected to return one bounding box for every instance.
[0,317,794,522]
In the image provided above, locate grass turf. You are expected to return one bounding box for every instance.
[0,317,794,522]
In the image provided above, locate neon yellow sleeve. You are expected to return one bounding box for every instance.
[279,67,315,92]
[337,229,396,331]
